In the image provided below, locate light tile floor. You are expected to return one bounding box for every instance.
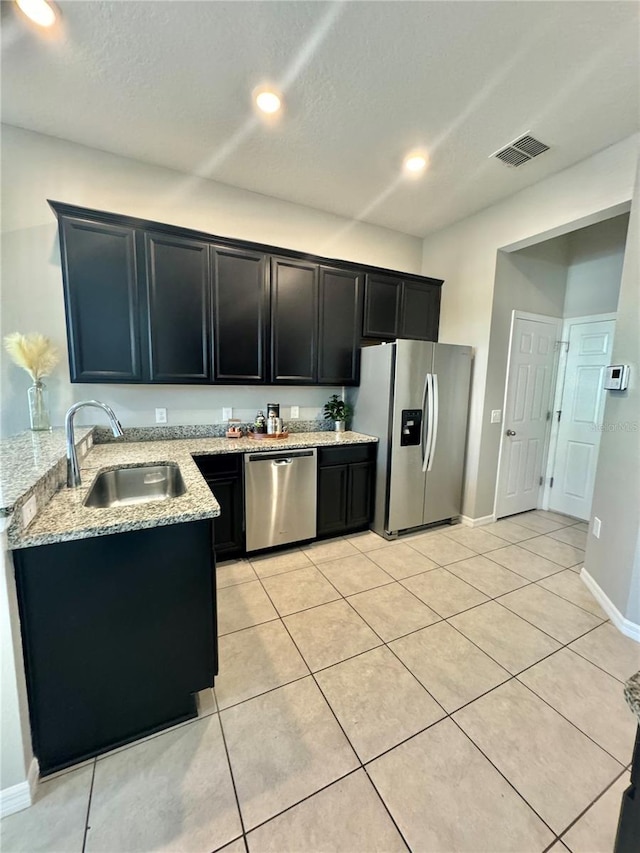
[2,510,639,853]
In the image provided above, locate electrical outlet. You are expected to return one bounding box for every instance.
[87,434,93,449]
[491,410,502,424]
[155,408,167,424]
[22,495,37,528]
[222,407,233,421]
[290,405,300,419]
[592,517,602,539]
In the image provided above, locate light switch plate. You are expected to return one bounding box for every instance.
[222,407,233,421]
[290,405,300,419]
[592,517,601,538]
[491,409,502,424]
[22,495,37,528]
[155,408,167,424]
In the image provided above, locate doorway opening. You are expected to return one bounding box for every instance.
[493,212,629,523]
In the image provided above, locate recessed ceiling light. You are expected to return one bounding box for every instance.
[255,90,282,114]
[403,152,428,175]
[15,0,57,27]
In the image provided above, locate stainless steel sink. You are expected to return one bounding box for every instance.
[84,464,186,508]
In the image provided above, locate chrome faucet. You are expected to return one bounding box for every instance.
[65,401,124,488]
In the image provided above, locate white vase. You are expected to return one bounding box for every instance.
[335,420,346,432]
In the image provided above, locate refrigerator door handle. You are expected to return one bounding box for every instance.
[422,373,434,473]
[420,372,430,467]
[427,373,439,472]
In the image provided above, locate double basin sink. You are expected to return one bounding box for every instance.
[84,463,186,509]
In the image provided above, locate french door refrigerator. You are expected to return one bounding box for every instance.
[349,340,472,537]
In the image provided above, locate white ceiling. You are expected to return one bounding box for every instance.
[2,1,638,237]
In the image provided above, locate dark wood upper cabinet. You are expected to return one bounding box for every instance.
[363,274,402,339]
[270,258,318,383]
[318,266,362,385]
[144,232,211,382]
[59,216,143,382]
[50,201,443,386]
[212,246,267,383]
[363,273,441,342]
[399,280,441,341]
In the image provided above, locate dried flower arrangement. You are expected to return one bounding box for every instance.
[4,332,59,382]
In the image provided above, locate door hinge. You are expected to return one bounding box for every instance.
[546,411,551,421]
[539,475,543,486]
[556,410,562,422]
[550,477,554,488]
[555,340,569,353]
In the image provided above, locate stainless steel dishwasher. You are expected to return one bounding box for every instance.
[244,449,317,552]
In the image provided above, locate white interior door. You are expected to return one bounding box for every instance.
[548,317,615,520]
[496,313,561,518]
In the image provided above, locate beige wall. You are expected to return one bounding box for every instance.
[585,160,640,626]
[0,125,423,437]
[563,214,629,318]
[421,134,638,519]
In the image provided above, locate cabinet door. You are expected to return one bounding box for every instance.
[317,464,349,536]
[400,281,441,341]
[347,461,373,529]
[145,232,211,382]
[270,258,318,383]
[212,247,267,382]
[14,521,215,774]
[363,274,402,339]
[59,216,143,382]
[318,266,362,385]
[208,476,244,557]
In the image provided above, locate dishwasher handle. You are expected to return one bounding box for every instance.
[246,450,315,462]
[273,458,293,466]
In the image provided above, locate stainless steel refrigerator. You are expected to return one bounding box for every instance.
[349,340,472,537]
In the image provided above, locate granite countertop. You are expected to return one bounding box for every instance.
[625,671,640,723]
[8,430,377,550]
[0,427,93,516]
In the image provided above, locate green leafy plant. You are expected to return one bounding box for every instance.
[323,394,353,423]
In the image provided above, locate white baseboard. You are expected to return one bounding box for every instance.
[580,568,640,643]
[460,514,496,528]
[0,758,38,819]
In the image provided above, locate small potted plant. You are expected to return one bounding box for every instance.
[323,394,353,433]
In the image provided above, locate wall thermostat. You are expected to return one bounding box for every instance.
[604,364,630,391]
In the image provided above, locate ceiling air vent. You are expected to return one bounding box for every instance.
[492,133,550,168]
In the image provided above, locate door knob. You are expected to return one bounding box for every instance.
[506,429,517,436]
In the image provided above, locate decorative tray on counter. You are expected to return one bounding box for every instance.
[247,432,290,441]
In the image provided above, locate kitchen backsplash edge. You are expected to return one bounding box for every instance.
[93,419,333,443]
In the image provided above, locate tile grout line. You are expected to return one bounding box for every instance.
[287,564,571,845]
[215,698,250,851]
[249,569,414,851]
[447,714,560,843]
[556,764,631,846]
[80,758,97,852]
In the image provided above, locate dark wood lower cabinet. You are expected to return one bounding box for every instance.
[193,455,244,558]
[317,445,375,537]
[14,521,216,776]
[317,464,349,536]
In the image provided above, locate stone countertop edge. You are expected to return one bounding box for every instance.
[8,431,378,550]
[0,426,94,517]
[624,671,640,724]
